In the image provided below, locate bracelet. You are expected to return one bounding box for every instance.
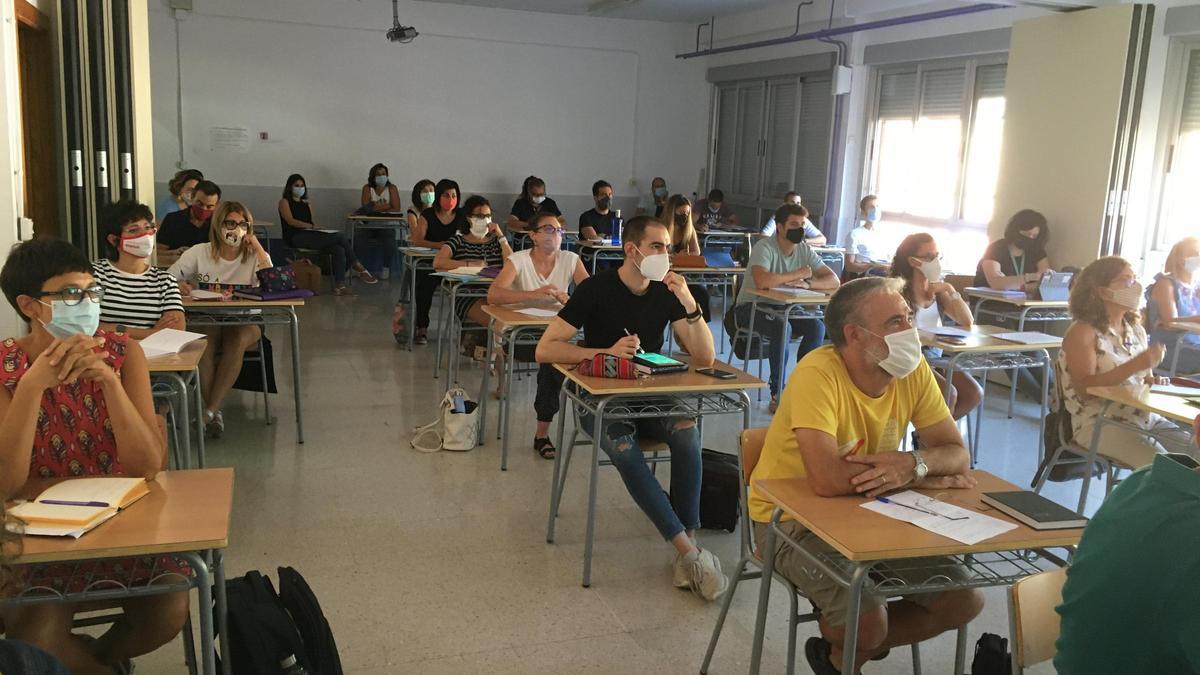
[685,307,703,322]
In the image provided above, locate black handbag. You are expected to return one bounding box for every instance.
[697,449,740,532]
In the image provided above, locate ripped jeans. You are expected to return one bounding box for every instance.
[578,412,702,541]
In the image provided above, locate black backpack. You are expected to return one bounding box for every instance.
[698,449,740,532]
[277,566,343,675]
[969,632,1011,675]
[221,570,307,675]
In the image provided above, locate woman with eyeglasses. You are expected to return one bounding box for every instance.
[488,211,588,458]
[0,238,187,673]
[891,233,981,420]
[168,202,272,438]
[92,200,186,339]
[279,173,376,295]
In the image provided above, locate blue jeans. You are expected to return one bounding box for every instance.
[578,412,701,540]
[734,302,826,396]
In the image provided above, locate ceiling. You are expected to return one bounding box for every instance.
[412,0,793,23]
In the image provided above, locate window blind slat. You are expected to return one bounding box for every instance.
[797,78,832,216]
[919,67,966,117]
[735,84,764,196]
[764,80,799,199]
[975,64,1006,99]
[878,71,916,118]
[713,85,738,190]
[1180,49,1200,132]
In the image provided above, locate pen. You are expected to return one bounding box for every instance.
[41,500,110,508]
[875,496,968,521]
[623,328,645,354]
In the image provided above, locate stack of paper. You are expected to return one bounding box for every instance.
[991,331,1059,345]
[447,266,485,277]
[515,307,560,318]
[189,289,224,300]
[965,286,1026,299]
[139,328,207,358]
[769,287,825,297]
[860,490,1017,545]
[10,477,149,538]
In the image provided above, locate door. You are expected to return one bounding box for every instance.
[16,0,57,238]
[992,4,1153,266]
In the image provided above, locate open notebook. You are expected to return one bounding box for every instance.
[140,328,207,358]
[9,477,149,538]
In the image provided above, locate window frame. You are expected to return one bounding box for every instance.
[1148,36,1200,255]
[862,53,1008,229]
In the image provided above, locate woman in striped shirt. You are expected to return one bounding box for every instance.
[93,200,186,339]
[432,195,512,332]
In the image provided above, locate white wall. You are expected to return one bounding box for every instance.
[0,1,28,337]
[148,0,709,231]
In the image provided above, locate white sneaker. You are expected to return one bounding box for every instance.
[380,267,390,280]
[684,548,729,601]
[672,551,693,589]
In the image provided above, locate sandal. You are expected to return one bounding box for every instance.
[392,304,407,345]
[334,285,355,296]
[534,437,556,460]
[357,267,379,284]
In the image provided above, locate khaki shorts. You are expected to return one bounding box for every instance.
[752,520,969,627]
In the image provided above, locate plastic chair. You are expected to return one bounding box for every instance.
[1007,567,1067,673]
[701,429,927,674]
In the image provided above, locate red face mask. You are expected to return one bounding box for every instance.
[191,204,214,222]
[439,195,457,212]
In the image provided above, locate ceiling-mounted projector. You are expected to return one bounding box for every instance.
[386,0,418,43]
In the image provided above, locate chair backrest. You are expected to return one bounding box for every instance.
[738,428,769,556]
[1011,567,1067,668]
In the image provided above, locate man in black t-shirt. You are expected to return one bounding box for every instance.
[536,215,727,601]
[158,180,222,253]
[507,175,565,232]
[578,179,618,241]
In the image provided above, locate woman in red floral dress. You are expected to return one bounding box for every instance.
[0,239,188,674]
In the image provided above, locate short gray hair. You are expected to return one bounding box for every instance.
[826,277,905,348]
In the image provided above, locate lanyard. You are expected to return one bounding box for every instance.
[1009,251,1024,277]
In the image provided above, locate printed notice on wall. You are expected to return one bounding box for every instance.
[209,126,250,152]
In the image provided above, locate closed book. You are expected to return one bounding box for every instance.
[981,491,1087,530]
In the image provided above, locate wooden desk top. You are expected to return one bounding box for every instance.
[183,297,304,308]
[554,357,766,396]
[1166,321,1200,334]
[966,290,1069,308]
[1087,385,1200,426]
[577,241,622,250]
[747,287,833,305]
[919,324,1061,353]
[483,303,558,329]
[345,212,406,221]
[673,266,746,274]
[754,471,1083,562]
[146,340,206,373]
[14,468,234,564]
[399,247,438,257]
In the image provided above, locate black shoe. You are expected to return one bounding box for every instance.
[805,637,842,675]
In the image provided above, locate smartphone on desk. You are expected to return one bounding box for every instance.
[696,367,736,380]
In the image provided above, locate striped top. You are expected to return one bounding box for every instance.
[444,233,504,266]
[91,259,184,328]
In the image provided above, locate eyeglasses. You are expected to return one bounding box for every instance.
[122,224,157,237]
[37,285,104,306]
[221,220,251,230]
[537,226,566,235]
[471,214,493,220]
[913,253,942,263]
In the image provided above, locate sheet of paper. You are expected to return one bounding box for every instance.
[965,286,1026,298]
[769,287,825,297]
[860,490,1018,545]
[515,307,560,318]
[991,331,1059,345]
[189,289,224,300]
[139,328,207,358]
[18,510,118,538]
[922,327,971,338]
[1150,384,1200,397]
[448,266,484,277]
[317,228,341,234]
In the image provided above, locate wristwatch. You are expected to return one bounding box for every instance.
[911,449,929,483]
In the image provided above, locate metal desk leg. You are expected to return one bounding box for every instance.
[179,551,216,675]
[408,261,419,351]
[289,308,304,444]
[213,550,230,675]
[191,368,206,468]
[841,563,871,675]
[165,372,192,470]
[582,397,608,588]
[434,283,450,378]
[943,354,971,465]
[954,623,968,675]
[747,300,761,402]
[500,328,519,470]
[477,318,495,448]
[748,508,781,674]
[1009,307,1031,418]
[1037,349,1050,465]
[546,384,569,542]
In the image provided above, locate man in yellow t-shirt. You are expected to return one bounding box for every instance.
[749,277,984,675]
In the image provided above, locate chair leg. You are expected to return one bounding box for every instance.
[700,556,751,674]
[786,583,799,674]
[182,613,199,675]
[911,641,922,675]
[257,335,270,424]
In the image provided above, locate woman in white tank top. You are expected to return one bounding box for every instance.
[891,233,981,421]
[359,163,401,279]
[487,213,590,459]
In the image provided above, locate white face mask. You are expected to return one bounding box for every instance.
[469,217,490,238]
[865,326,923,379]
[120,233,155,259]
[1106,281,1143,310]
[531,195,546,205]
[1184,256,1200,275]
[635,247,670,282]
[222,227,246,247]
[914,258,942,282]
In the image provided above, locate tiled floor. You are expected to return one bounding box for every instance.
[133,279,1085,673]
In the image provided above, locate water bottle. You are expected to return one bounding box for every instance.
[610,209,623,246]
[280,655,309,675]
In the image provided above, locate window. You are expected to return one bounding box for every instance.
[1157,46,1200,251]
[864,58,1007,271]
